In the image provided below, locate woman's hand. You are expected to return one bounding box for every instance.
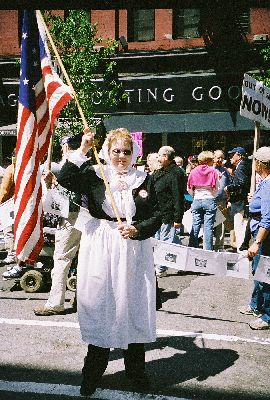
[118,224,138,239]
[80,127,94,155]
[247,242,260,258]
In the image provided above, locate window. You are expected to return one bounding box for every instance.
[128,9,155,42]
[173,8,201,39]
[236,9,250,34]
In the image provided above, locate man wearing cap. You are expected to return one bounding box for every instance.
[224,147,252,251]
[239,147,270,330]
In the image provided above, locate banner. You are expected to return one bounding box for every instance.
[182,207,226,235]
[240,73,270,129]
[0,198,14,230]
[152,238,250,280]
[254,255,270,285]
[42,188,69,218]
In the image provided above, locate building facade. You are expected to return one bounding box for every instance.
[1,3,270,163]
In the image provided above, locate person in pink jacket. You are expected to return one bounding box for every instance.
[187,150,219,250]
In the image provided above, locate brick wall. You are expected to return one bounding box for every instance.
[0,11,20,55]
[251,8,270,34]
[0,10,64,56]
[1,8,270,57]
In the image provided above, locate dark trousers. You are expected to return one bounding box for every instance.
[82,343,145,383]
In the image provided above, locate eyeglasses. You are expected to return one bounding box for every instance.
[112,149,132,156]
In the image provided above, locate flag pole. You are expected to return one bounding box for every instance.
[250,121,260,195]
[37,10,122,224]
[46,131,54,170]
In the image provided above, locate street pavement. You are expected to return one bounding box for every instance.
[0,245,269,400]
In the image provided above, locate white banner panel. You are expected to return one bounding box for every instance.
[43,188,69,218]
[186,247,226,276]
[152,238,187,270]
[0,198,14,229]
[152,238,250,280]
[254,255,270,284]
[224,253,250,280]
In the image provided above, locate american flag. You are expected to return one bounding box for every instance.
[14,10,72,263]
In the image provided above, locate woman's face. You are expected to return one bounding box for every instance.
[109,139,133,172]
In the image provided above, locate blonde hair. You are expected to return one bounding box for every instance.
[107,128,133,151]
[214,150,224,158]
[198,150,214,165]
[174,156,183,166]
[147,153,160,172]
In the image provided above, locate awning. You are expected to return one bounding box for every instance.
[104,111,255,133]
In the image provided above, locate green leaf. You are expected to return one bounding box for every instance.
[43,9,125,155]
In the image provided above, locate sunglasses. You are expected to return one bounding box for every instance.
[112,149,132,156]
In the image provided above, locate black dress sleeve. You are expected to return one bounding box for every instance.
[57,160,96,195]
[132,174,162,240]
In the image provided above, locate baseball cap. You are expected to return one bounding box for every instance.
[60,136,72,146]
[253,147,270,163]
[228,147,246,155]
[60,135,82,146]
[188,155,198,163]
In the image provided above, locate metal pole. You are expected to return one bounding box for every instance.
[250,121,260,194]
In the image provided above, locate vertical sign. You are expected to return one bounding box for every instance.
[240,73,270,129]
[131,131,143,156]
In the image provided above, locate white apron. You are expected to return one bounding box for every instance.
[77,218,156,350]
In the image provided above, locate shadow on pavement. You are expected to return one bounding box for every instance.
[0,336,267,400]
[158,309,246,324]
[159,287,179,304]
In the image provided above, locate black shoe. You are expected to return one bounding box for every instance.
[80,377,98,397]
[126,372,150,390]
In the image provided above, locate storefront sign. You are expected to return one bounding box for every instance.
[93,73,243,114]
[0,73,243,117]
[0,79,19,124]
[240,73,270,129]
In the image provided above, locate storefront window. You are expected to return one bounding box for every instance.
[173,8,201,39]
[237,8,250,33]
[142,132,162,158]
[128,9,155,42]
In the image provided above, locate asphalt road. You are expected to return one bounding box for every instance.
[0,254,269,400]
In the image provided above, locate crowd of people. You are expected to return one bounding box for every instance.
[1,128,270,396]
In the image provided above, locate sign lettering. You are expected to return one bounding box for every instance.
[1,74,244,116]
[240,73,270,128]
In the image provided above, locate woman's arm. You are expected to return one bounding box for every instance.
[57,129,95,194]
[247,182,270,257]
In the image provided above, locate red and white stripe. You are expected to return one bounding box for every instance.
[14,15,72,264]
[14,100,44,263]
